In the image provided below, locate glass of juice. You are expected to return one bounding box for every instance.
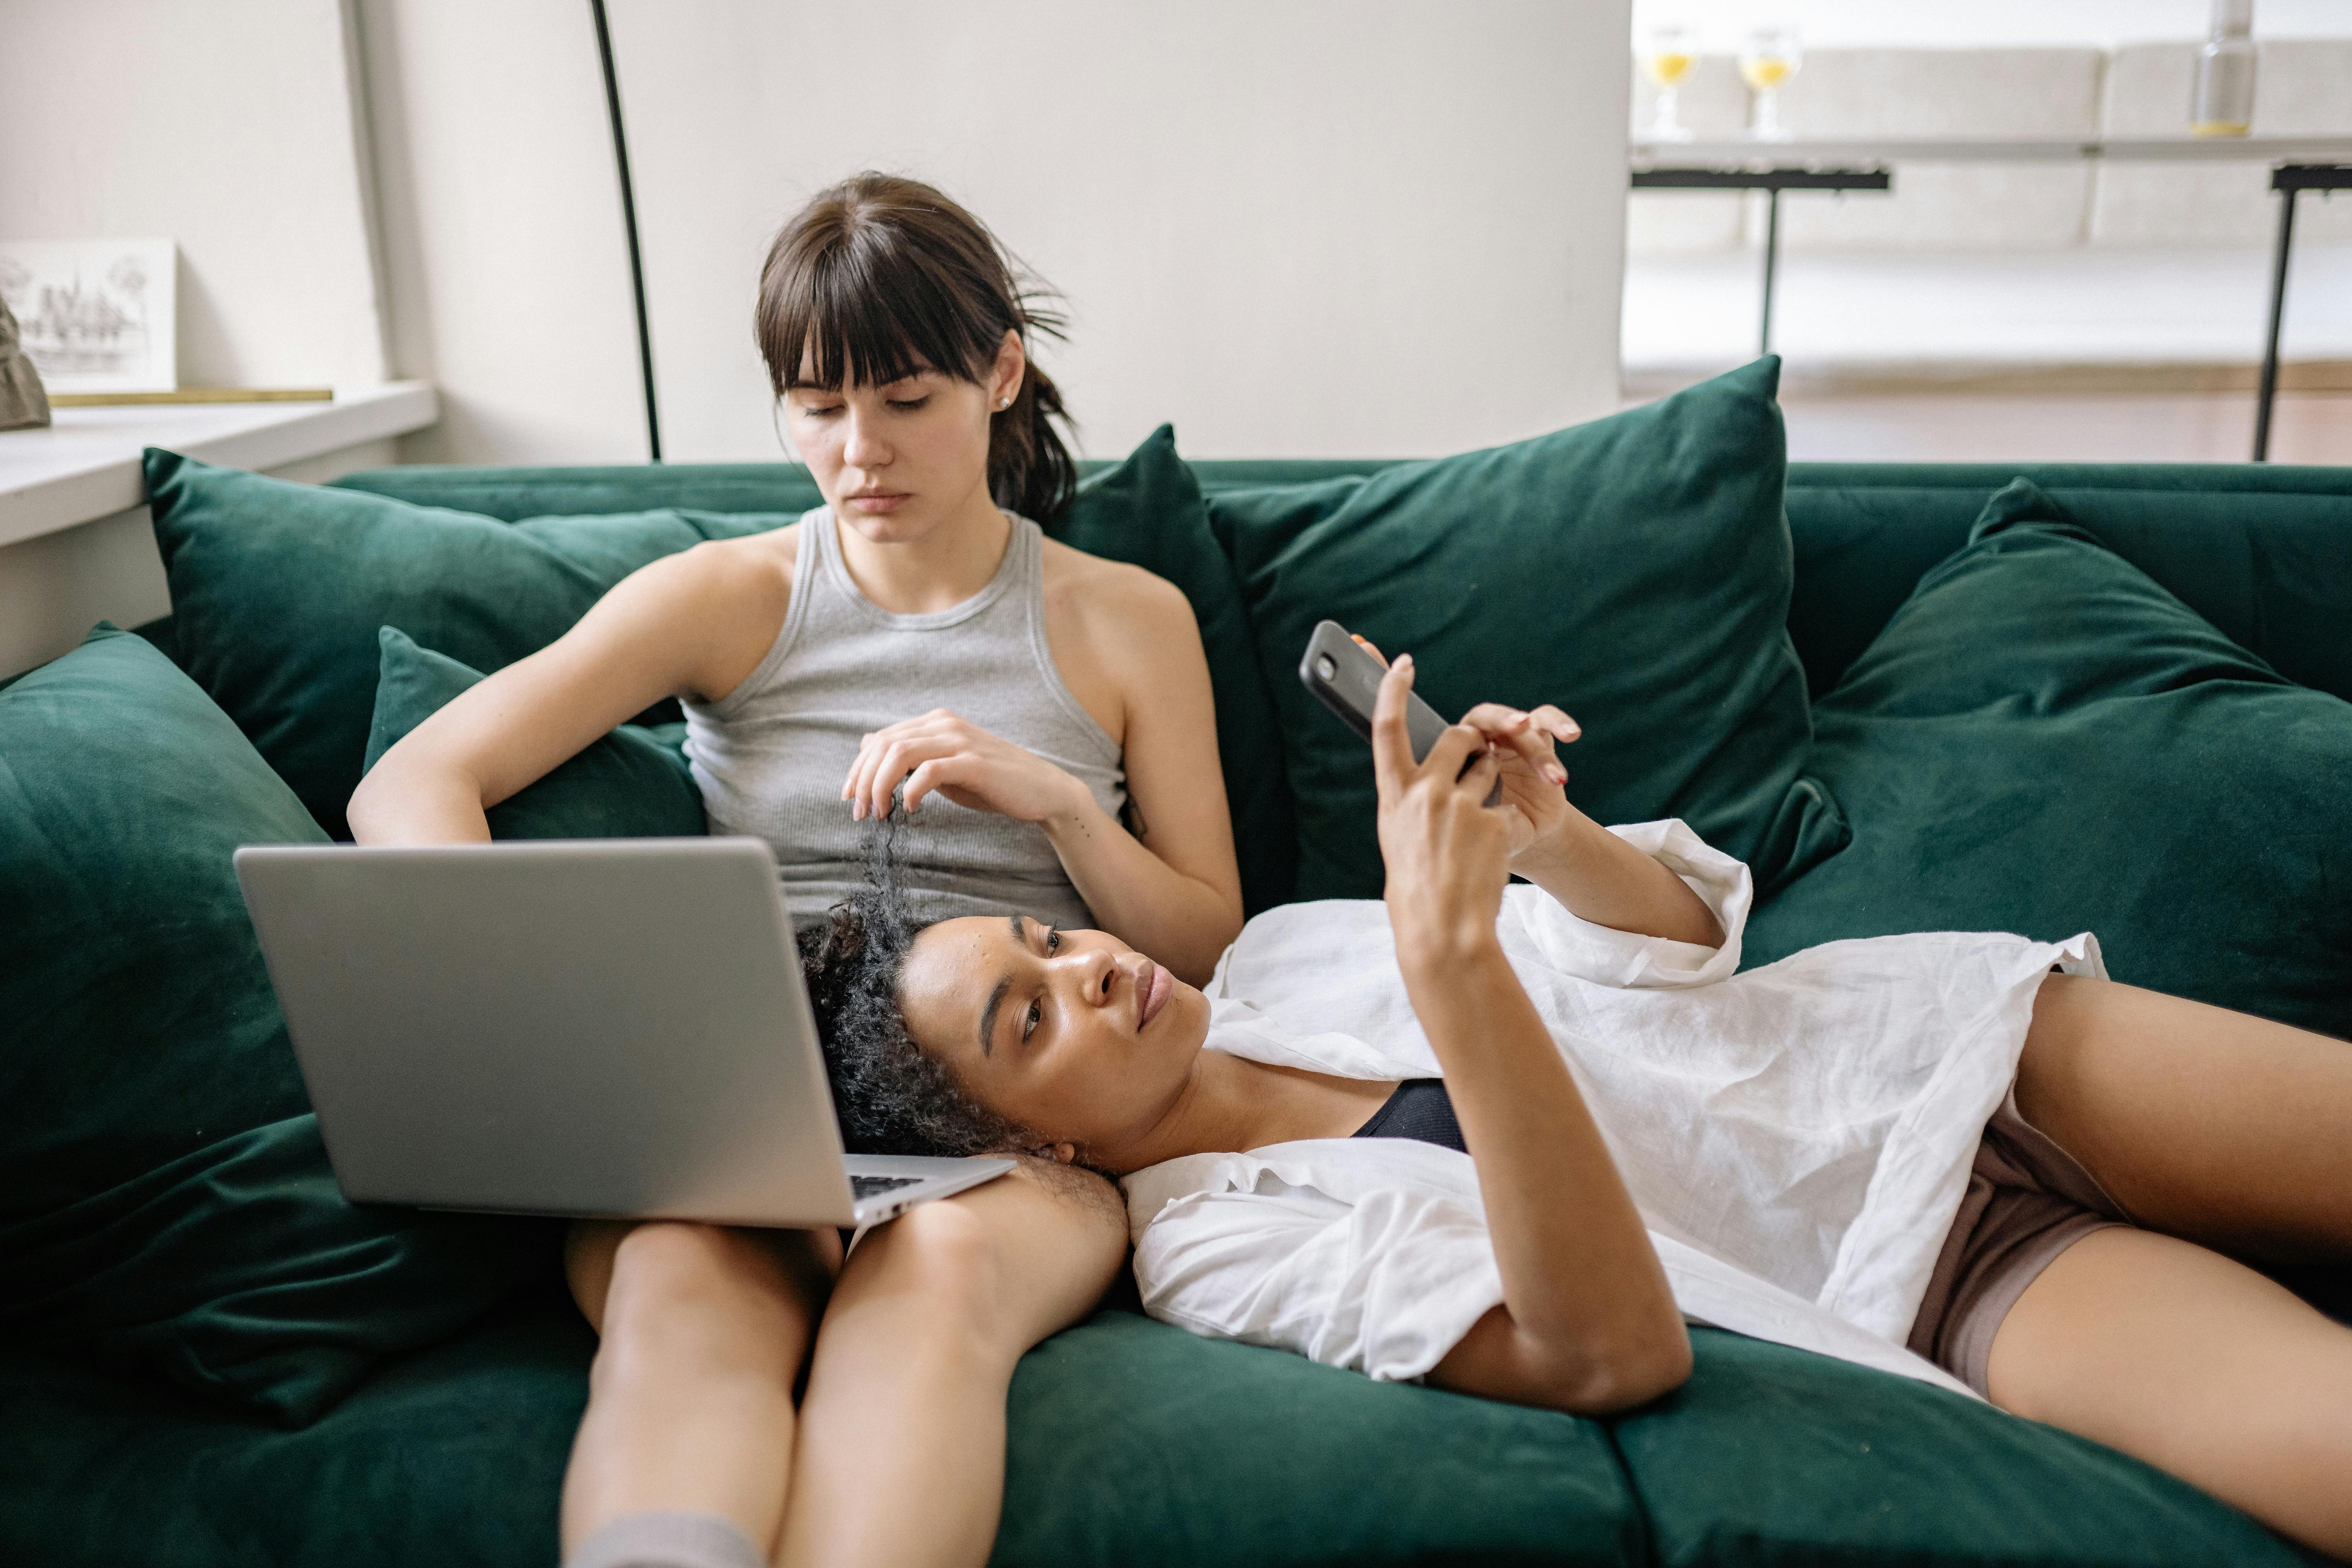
[1740,27,1802,140]
[1641,25,1697,142]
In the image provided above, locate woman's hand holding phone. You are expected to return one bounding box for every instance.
[1369,653,1692,1417]
[1350,636,1584,872]
[1370,655,1517,969]
[1358,636,1722,961]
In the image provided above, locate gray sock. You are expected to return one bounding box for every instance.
[564,1510,766,1568]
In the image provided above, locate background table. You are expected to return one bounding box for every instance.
[1629,137,2352,460]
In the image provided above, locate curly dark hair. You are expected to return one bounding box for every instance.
[797,809,1040,1160]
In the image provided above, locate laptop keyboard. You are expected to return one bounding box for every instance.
[851,1174,926,1200]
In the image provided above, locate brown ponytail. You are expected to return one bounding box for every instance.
[756,173,1078,524]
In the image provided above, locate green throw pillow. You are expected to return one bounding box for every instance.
[1612,1328,2304,1566]
[146,447,789,839]
[0,626,555,1426]
[364,627,705,839]
[1207,358,1844,902]
[1746,480,2352,1042]
[1047,425,1295,914]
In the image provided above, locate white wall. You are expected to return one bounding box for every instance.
[606,0,1631,462]
[5,2,1634,495]
[0,0,388,388]
[0,0,399,671]
[355,0,651,464]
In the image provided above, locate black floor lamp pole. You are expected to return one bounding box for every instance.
[592,0,662,462]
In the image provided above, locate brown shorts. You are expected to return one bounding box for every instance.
[1907,1093,2135,1397]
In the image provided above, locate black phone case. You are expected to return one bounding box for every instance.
[1297,620,1502,805]
[1298,620,1449,760]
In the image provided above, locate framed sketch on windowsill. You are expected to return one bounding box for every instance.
[0,239,177,394]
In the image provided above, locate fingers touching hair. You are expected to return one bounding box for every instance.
[797,804,1037,1161]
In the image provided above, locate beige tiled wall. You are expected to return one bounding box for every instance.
[2092,40,2352,246]
[1775,49,2102,252]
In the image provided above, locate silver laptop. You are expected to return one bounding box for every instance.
[234,837,1012,1228]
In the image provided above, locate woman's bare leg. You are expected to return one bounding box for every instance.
[1988,1227,2352,1556]
[560,1220,839,1559]
[2015,975,2352,1260]
[777,1161,1127,1568]
[1991,976,2352,1551]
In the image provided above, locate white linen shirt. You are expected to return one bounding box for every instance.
[1120,820,2105,1401]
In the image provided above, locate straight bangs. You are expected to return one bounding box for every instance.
[755,173,1078,521]
[762,229,1000,396]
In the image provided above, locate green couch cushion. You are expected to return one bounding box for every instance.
[0,1300,591,1568]
[1208,358,1843,902]
[1612,1329,2305,1567]
[334,462,827,521]
[147,446,789,839]
[1783,464,2352,703]
[364,628,705,840]
[0,626,552,1426]
[1044,426,1295,914]
[1747,480,2352,1043]
[0,1306,1646,1568]
[998,1310,1641,1566]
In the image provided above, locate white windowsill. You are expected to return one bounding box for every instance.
[0,381,440,550]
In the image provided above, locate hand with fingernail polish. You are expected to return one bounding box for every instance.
[1346,635,1584,867]
[1347,639,1702,941]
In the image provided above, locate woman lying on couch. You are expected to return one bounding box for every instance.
[352,175,1238,1568]
[810,653,2352,1559]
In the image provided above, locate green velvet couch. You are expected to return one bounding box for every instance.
[4,444,2348,1568]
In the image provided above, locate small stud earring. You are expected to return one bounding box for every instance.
[997,397,1011,410]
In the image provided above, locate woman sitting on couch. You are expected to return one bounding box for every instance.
[352,174,1239,1568]
[809,653,2352,1559]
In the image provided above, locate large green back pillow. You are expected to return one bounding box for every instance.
[146,448,788,840]
[1208,358,1843,901]
[0,627,552,1425]
[1746,480,2352,1042]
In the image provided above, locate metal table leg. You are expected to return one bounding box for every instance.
[1628,167,1887,365]
[2254,181,2298,463]
[2253,166,2352,462]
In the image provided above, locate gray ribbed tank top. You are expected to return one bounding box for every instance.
[682,508,1126,932]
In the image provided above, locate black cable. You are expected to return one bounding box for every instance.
[591,0,661,461]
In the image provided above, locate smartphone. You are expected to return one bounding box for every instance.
[1297,620,1501,804]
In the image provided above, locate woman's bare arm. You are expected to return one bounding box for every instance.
[1370,659,1690,1415]
[1439,694,1721,949]
[1347,636,1720,949]
[1507,797,1723,949]
[1038,559,1242,982]
[347,536,791,846]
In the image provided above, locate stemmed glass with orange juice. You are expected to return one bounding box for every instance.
[1641,25,1697,142]
[1740,27,1802,140]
